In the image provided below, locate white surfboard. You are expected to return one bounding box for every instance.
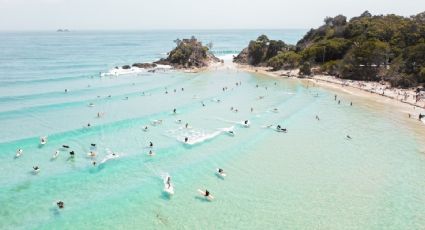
[197,189,214,200]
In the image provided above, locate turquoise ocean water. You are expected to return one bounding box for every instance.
[0,30,424,229]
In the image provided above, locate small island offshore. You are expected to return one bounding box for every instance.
[106,37,222,75]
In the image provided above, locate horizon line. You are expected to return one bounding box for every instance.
[0,28,310,32]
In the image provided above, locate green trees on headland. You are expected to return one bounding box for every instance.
[235,11,425,88]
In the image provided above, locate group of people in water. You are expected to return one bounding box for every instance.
[20,78,365,209]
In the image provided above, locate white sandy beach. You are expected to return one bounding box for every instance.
[233,64,425,125]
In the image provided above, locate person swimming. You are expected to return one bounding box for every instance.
[33,166,40,171]
[346,135,352,139]
[143,126,149,131]
[62,145,69,149]
[16,148,23,157]
[70,151,75,157]
[244,120,249,125]
[148,150,154,156]
[57,201,64,209]
[92,161,96,166]
[184,137,189,143]
[149,142,153,148]
[218,168,224,173]
[205,190,210,197]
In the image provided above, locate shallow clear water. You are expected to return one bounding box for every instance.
[0,31,424,230]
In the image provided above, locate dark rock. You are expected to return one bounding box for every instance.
[132,63,157,69]
[122,65,131,69]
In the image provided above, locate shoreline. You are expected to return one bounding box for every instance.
[233,64,425,125]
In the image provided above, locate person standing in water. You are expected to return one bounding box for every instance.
[166,176,171,189]
[149,142,153,148]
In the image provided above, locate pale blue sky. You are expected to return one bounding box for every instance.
[0,0,424,30]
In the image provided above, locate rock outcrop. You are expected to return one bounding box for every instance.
[132,63,157,69]
[155,37,220,68]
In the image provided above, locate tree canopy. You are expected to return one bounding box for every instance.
[235,11,425,88]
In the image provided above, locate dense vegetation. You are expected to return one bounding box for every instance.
[235,11,425,88]
[156,37,219,68]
